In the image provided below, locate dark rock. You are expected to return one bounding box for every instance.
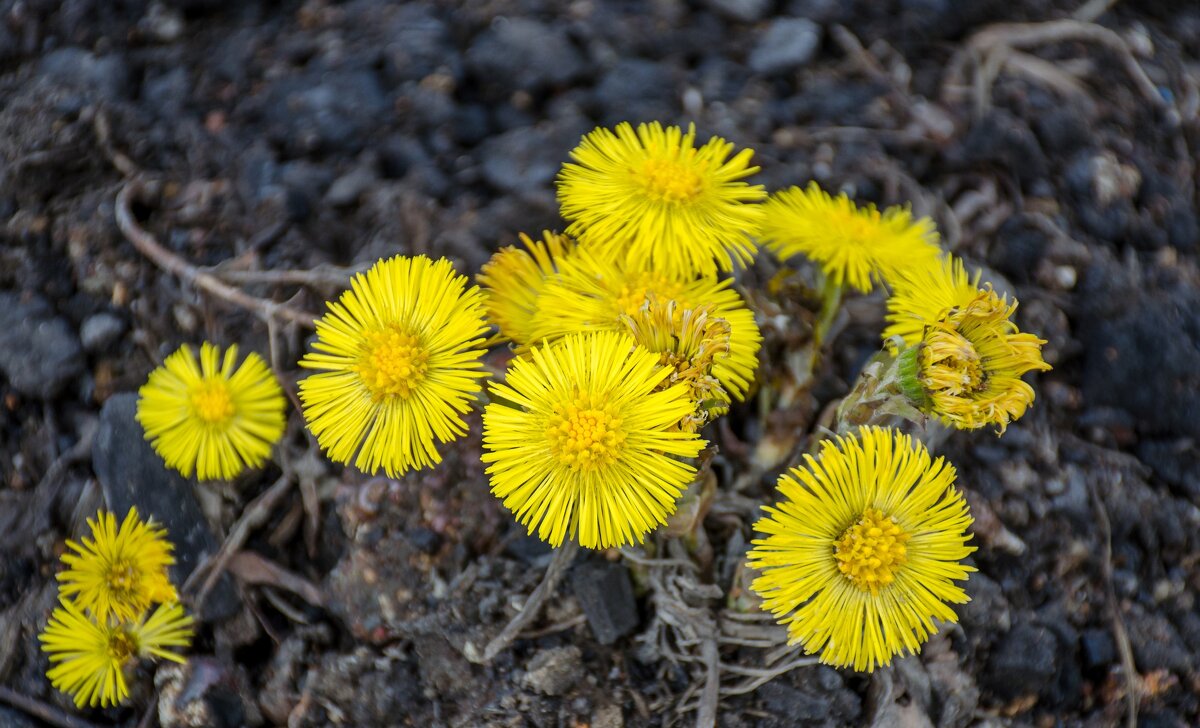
[478,121,588,195]
[80,312,125,353]
[93,394,239,621]
[466,18,584,94]
[704,0,771,22]
[570,560,639,645]
[380,5,460,84]
[505,533,554,564]
[1080,628,1116,671]
[1032,104,1090,155]
[262,70,389,155]
[749,18,822,75]
[38,48,129,100]
[0,293,84,399]
[0,707,38,728]
[522,646,583,696]
[407,526,442,555]
[1138,438,1200,499]
[593,59,679,127]
[325,162,378,207]
[757,666,861,727]
[982,622,1058,700]
[156,658,251,728]
[989,215,1048,285]
[959,572,1011,648]
[951,109,1047,186]
[1079,268,1200,439]
[307,647,426,725]
[1127,610,1195,674]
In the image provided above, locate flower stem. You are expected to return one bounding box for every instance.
[811,275,844,365]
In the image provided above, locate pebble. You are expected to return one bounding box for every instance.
[466,18,584,94]
[982,622,1058,700]
[37,47,130,100]
[93,394,239,621]
[703,0,771,22]
[79,312,125,353]
[749,18,822,75]
[0,292,84,399]
[570,560,638,645]
[521,646,583,696]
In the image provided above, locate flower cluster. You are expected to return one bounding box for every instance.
[39,509,193,708]
[108,121,1054,689]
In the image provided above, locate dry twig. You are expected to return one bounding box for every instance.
[115,181,317,329]
[477,541,580,662]
[0,685,101,728]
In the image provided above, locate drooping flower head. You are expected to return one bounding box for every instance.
[57,508,177,623]
[299,255,489,477]
[748,427,975,672]
[39,600,194,708]
[761,182,941,293]
[477,230,577,346]
[482,331,706,549]
[887,256,1052,432]
[137,342,286,481]
[529,247,761,399]
[620,298,732,432]
[557,122,766,279]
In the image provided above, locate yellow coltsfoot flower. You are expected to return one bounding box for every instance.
[482,331,706,549]
[477,230,576,346]
[557,122,766,279]
[299,255,489,477]
[620,298,733,432]
[137,342,286,481]
[39,600,194,708]
[748,427,975,673]
[886,255,1051,432]
[57,508,177,623]
[761,182,941,293]
[529,247,762,400]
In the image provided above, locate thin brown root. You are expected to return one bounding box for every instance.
[1088,477,1139,728]
[115,181,317,329]
[478,540,580,662]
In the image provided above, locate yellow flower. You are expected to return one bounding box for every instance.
[482,331,706,549]
[557,122,766,279]
[901,291,1052,433]
[477,231,577,346]
[137,342,286,481]
[528,247,761,399]
[882,254,980,345]
[57,508,177,624]
[39,600,194,708]
[620,298,732,432]
[760,182,941,293]
[748,427,975,673]
[299,255,488,477]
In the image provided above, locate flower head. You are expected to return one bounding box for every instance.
[761,183,941,293]
[137,343,286,481]
[299,255,489,477]
[482,331,706,549]
[39,600,193,708]
[620,298,732,432]
[887,256,1051,432]
[748,427,975,672]
[57,508,177,623]
[477,231,576,346]
[557,122,766,279]
[529,248,761,399]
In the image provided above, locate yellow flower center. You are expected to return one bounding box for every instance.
[638,157,704,203]
[921,327,986,395]
[190,380,235,424]
[545,393,626,471]
[355,326,429,400]
[106,560,138,600]
[107,628,139,664]
[834,508,910,593]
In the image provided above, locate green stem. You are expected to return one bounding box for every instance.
[812,275,844,364]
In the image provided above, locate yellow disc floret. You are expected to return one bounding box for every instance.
[834,508,911,593]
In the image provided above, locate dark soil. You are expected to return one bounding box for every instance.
[2,1,1199,726]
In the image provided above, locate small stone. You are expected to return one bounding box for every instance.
[93,394,239,621]
[592,703,624,728]
[521,645,583,696]
[80,312,125,353]
[325,162,378,207]
[157,658,251,728]
[982,622,1058,700]
[749,19,822,75]
[466,18,584,94]
[570,560,639,645]
[479,121,588,194]
[38,48,130,101]
[0,293,84,399]
[1080,628,1116,671]
[704,0,771,22]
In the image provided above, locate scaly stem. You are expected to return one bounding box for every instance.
[811,274,844,366]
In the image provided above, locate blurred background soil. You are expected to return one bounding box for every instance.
[1,0,1199,726]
